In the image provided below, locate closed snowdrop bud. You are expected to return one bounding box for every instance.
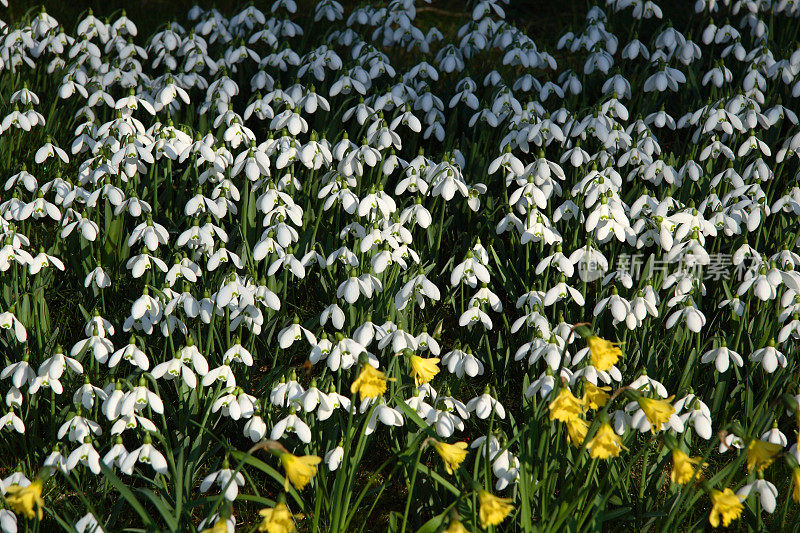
[709,488,743,528]
[587,422,627,459]
[325,444,344,471]
[478,490,513,528]
[431,440,468,474]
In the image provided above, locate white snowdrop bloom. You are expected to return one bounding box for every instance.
[271,411,312,443]
[35,138,70,164]
[278,316,317,350]
[0,241,33,272]
[66,438,102,475]
[325,445,344,471]
[1,355,36,389]
[4,168,38,192]
[451,251,491,287]
[395,270,440,310]
[58,413,102,443]
[34,345,82,385]
[643,63,686,92]
[737,480,778,514]
[121,435,168,476]
[749,341,787,373]
[318,388,350,421]
[459,303,493,330]
[761,424,788,447]
[718,432,745,454]
[75,513,105,533]
[628,374,668,398]
[526,368,570,400]
[202,365,236,388]
[593,288,631,323]
[779,314,800,344]
[269,375,305,407]
[466,389,506,420]
[71,328,114,365]
[201,460,245,501]
[0,309,27,343]
[151,343,207,389]
[103,435,129,469]
[85,264,112,291]
[244,411,268,442]
[74,379,107,411]
[360,399,404,436]
[569,244,608,282]
[441,345,484,378]
[666,301,706,333]
[700,342,743,373]
[737,265,782,301]
[491,449,520,491]
[0,411,25,434]
[674,394,713,439]
[121,380,164,417]
[427,407,466,439]
[27,247,65,274]
[44,447,68,474]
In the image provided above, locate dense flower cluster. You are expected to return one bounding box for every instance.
[2,0,800,530]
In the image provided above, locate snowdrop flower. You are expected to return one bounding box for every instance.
[278,316,317,349]
[467,388,506,420]
[700,341,743,373]
[749,341,787,373]
[121,434,168,476]
[737,480,778,514]
[271,410,312,443]
[200,458,245,501]
[325,444,345,471]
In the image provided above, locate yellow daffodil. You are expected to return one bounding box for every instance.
[746,439,782,472]
[478,490,514,528]
[792,468,800,504]
[709,488,743,528]
[5,479,44,520]
[201,519,229,533]
[548,387,584,423]
[431,440,468,474]
[565,417,589,446]
[280,453,321,491]
[670,449,704,485]
[444,518,469,533]
[587,423,627,459]
[258,502,296,533]
[587,336,622,371]
[582,381,610,410]
[350,364,388,399]
[408,355,441,385]
[637,396,675,432]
